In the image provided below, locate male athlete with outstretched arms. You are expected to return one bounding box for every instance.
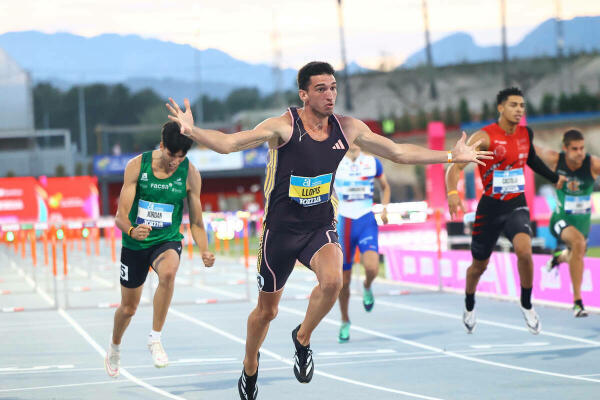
[167,61,492,400]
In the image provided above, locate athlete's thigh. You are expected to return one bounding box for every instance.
[257,228,308,292]
[149,241,182,277]
[355,212,379,255]
[309,241,343,284]
[120,284,145,308]
[559,225,586,250]
[471,205,503,261]
[298,225,342,271]
[120,246,152,288]
[337,216,357,268]
[503,207,532,242]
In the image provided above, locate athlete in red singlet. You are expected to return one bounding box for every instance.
[446,87,565,335]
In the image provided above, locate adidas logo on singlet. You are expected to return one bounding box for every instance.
[332,139,345,150]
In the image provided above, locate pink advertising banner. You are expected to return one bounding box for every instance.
[381,248,600,309]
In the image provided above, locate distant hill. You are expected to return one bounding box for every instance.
[0,31,298,99]
[403,16,600,67]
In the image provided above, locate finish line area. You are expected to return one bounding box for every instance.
[1,241,598,400]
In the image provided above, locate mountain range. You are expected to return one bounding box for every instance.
[0,16,598,100]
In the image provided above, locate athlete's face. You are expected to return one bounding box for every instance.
[564,139,585,165]
[498,95,525,124]
[160,143,186,172]
[300,74,337,116]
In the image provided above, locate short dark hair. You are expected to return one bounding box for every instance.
[297,61,335,91]
[496,87,523,105]
[161,121,192,155]
[563,129,584,147]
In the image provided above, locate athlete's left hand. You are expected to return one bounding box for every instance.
[166,98,194,137]
[556,174,567,190]
[381,208,389,225]
[202,251,215,267]
[451,132,494,166]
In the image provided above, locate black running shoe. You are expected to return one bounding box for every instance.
[545,250,562,273]
[292,324,314,383]
[238,352,259,400]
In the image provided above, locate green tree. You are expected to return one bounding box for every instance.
[55,164,66,177]
[458,98,471,123]
[398,111,412,132]
[431,106,442,122]
[480,101,492,121]
[416,109,428,130]
[444,105,456,126]
[225,88,261,115]
[540,93,556,115]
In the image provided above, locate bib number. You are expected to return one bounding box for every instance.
[289,173,332,207]
[493,168,525,194]
[564,195,591,215]
[136,199,174,228]
[338,182,373,201]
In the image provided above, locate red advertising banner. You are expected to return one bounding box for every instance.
[0,177,48,223]
[40,176,100,221]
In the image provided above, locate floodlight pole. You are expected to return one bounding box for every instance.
[337,0,353,111]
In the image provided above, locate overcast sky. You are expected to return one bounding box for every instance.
[1,0,599,69]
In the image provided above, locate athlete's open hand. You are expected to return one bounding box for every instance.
[166,98,194,137]
[131,224,152,241]
[447,193,465,220]
[556,174,567,190]
[201,251,215,268]
[451,132,494,166]
[381,208,389,225]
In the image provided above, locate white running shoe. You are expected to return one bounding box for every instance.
[148,340,169,368]
[463,309,476,334]
[104,346,120,378]
[520,306,542,335]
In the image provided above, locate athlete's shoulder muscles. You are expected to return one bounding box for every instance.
[241,113,292,150]
[115,155,141,221]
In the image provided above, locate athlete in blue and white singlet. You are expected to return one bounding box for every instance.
[334,143,390,343]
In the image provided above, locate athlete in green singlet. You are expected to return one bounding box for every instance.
[536,129,600,317]
[105,122,215,378]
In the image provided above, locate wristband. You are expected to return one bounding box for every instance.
[128,226,135,237]
[447,151,453,163]
[447,190,458,196]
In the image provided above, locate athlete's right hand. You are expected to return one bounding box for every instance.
[166,98,194,137]
[131,224,152,241]
[447,193,465,220]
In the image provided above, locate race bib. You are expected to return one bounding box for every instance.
[493,168,525,194]
[337,182,373,201]
[289,173,332,207]
[136,199,174,228]
[564,195,591,215]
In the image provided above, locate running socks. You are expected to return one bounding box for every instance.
[148,330,162,342]
[575,299,584,308]
[520,287,533,310]
[465,293,475,311]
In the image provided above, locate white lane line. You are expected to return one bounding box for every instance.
[469,342,550,349]
[282,277,600,347]
[8,257,187,400]
[9,260,55,306]
[277,303,600,384]
[375,299,600,346]
[170,307,445,400]
[58,308,187,400]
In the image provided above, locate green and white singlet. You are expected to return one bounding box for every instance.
[122,151,188,250]
[550,153,594,238]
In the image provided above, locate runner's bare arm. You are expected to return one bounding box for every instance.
[115,156,152,240]
[533,145,559,170]
[344,117,492,165]
[591,155,600,180]
[445,130,490,219]
[166,98,290,153]
[187,164,215,267]
[376,172,391,225]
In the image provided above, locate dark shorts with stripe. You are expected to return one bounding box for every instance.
[471,195,531,261]
[256,224,340,292]
[120,241,182,288]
